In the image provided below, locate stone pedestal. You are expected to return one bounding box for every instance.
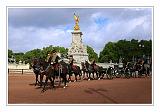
[68,30,89,63]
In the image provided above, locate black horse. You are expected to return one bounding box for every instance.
[124,66,132,78]
[81,62,89,80]
[52,60,68,87]
[41,59,68,92]
[106,66,114,79]
[134,61,144,78]
[68,60,82,82]
[98,66,107,79]
[142,60,152,77]
[84,61,101,80]
[31,58,44,86]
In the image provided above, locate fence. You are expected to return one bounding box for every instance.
[8,69,33,75]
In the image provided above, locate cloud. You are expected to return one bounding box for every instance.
[8,8,152,54]
[8,26,71,52]
[82,10,152,53]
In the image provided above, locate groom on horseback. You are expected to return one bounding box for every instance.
[68,55,75,72]
[68,55,82,82]
[46,49,60,71]
[91,59,96,71]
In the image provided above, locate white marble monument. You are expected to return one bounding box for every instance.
[68,13,89,63]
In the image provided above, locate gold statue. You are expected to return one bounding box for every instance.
[74,13,80,31]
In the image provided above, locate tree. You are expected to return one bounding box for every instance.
[14,52,24,63]
[8,49,13,58]
[87,46,98,62]
[99,42,118,63]
[16,45,68,64]
[41,45,68,59]
[99,39,152,63]
[23,49,42,64]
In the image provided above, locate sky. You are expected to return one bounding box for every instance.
[8,8,152,54]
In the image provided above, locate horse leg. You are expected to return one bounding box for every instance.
[58,74,62,87]
[97,72,100,80]
[84,71,87,79]
[35,74,38,86]
[86,72,88,80]
[92,72,95,79]
[96,72,99,80]
[74,74,77,82]
[82,71,85,79]
[68,74,72,82]
[39,74,44,87]
[62,74,67,88]
[79,71,82,80]
[148,68,150,77]
[86,71,89,79]
[88,72,91,81]
[42,76,49,92]
[138,70,141,78]
[49,77,55,89]
[147,67,150,77]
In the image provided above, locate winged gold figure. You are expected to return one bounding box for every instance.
[74,13,79,24]
[73,13,80,31]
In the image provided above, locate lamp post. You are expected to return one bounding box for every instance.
[132,56,135,63]
[139,44,145,60]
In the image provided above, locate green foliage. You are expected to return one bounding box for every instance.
[99,42,118,63]
[8,39,152,64]
[87,46,98,62]
[23,49,42,64]
[14,52,24,62]
[99,39,152,63]
[8,45,68,64]
[8,49,13,58]
[41,45,68,59]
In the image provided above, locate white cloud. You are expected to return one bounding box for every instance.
[8,26,72,53]
[82,13,151,54]
[8,8,152,54]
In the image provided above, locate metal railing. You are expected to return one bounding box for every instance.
[8,69,33,74]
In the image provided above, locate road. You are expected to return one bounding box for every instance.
[8,74,152,104]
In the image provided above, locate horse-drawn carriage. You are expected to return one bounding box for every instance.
[31,57,152,92]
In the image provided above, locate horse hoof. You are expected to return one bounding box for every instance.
[63,86,66,89]
[88,79,90,81]
[66,85,68,87]
[74,80,76,82]
[41,89,45,93]
[98,78,100,80]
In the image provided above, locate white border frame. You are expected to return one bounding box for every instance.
[6,6,154,107]
[1,0,160,112]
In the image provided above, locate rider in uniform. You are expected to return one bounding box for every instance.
[85,60,89,71]
[68,55,75,72]
[46,49,60,71]
[69,55,74,65]
[46,51,52,63]
[91,59,96,70]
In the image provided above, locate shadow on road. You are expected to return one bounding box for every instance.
[84,88,118,104]
[29,83,36,86]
